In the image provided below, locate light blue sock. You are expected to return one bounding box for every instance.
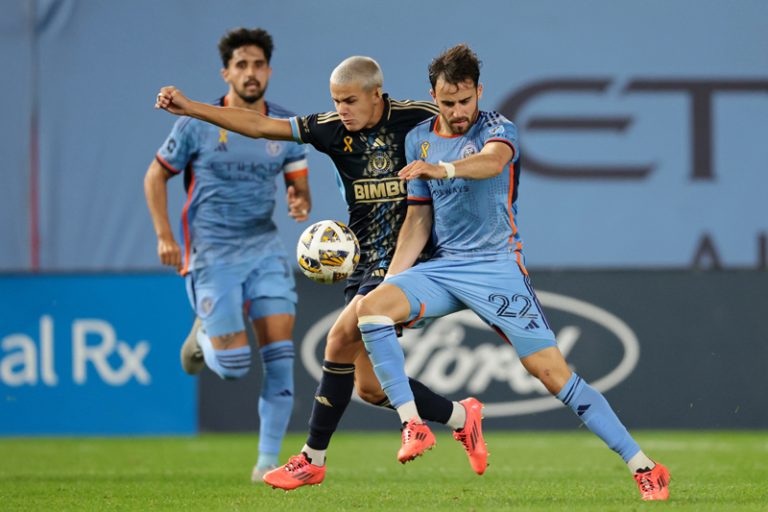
[196,329,251,380]
[257,340,294,468]
[557,373,641,462]
[358,319,414,408]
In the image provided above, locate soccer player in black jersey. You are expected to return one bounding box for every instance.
[156,56,487,488]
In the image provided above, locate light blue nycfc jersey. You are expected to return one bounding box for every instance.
[156,98,308,273]
[405,111,523,262]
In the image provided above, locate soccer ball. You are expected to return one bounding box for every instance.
[296,220,360,284]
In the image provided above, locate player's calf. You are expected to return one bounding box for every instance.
[196,328,251,380]
[211,345,251,379]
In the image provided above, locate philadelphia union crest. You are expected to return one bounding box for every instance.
[367,150,393,176]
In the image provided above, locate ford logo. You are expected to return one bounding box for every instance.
[300,291,639,418]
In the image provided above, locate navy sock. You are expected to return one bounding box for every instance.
[306,360,355,450]
[410,378,452,424]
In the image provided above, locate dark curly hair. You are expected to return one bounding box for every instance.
[428,43,481,89]
[218,27,274,67]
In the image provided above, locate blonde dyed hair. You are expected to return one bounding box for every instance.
[330,56,383,91]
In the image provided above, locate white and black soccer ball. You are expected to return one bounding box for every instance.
[296,220,360,284]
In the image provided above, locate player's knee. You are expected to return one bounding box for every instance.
[356,293,407,325]
[214,346,251,380]
[355,295,378,318]
[521,347,571,394]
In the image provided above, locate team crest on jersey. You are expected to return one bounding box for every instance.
[461,142,478,158]
[367,150,393,176]
[266,140,284,156]
[199,296,214,317]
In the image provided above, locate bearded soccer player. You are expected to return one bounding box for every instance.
[155,55,488,489]
[144,28,311,482]
[355,44,671,501]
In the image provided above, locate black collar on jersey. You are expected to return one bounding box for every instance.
[359,93,391,134]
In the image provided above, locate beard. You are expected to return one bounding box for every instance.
[450,119,470,134]
[235,81,267,104]
[445,116,471,135]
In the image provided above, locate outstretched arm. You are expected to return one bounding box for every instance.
[155,86,294,141]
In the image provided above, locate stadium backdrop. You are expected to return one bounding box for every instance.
[1,0,766,434]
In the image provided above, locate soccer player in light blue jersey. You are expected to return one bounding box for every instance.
[155,56,489,490]
[356,44,671,501]
[144,28,311,482]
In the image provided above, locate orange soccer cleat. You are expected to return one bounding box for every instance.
[397,419,436,463]
[633,463,671,501]
[262,453,325,490]
[452,397,488,475]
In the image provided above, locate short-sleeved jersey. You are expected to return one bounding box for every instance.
[156,97,309,274]
[288,94,438,271]
[405,111,524,263]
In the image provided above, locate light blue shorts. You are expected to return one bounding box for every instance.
[185,254,296,337]
[386,257,556,358]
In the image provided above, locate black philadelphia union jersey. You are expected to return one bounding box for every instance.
[288,94,438,271]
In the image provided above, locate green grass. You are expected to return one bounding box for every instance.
[1,431,766,511]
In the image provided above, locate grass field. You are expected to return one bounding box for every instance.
[1,431,766,511]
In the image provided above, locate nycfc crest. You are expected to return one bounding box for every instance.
[266,140,284,156]
[461,143,478,158]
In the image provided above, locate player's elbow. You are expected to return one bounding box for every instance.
[488,155,507,177]
[246,126,265,139]
[145,160,171,186]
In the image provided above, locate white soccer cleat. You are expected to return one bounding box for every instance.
[180,317,205,375]
[251,464,278,483]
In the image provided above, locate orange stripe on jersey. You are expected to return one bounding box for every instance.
[284,167,308,181]
[156,153,182,174]
[516,241,528,276]
[180,170,196,276]
[506,163,518,241]
[407,196,431,203]
[404,303,427,328]
[506,163,528,276]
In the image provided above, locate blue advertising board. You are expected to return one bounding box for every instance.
[2,1,766,271]
[0,274,196,435]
